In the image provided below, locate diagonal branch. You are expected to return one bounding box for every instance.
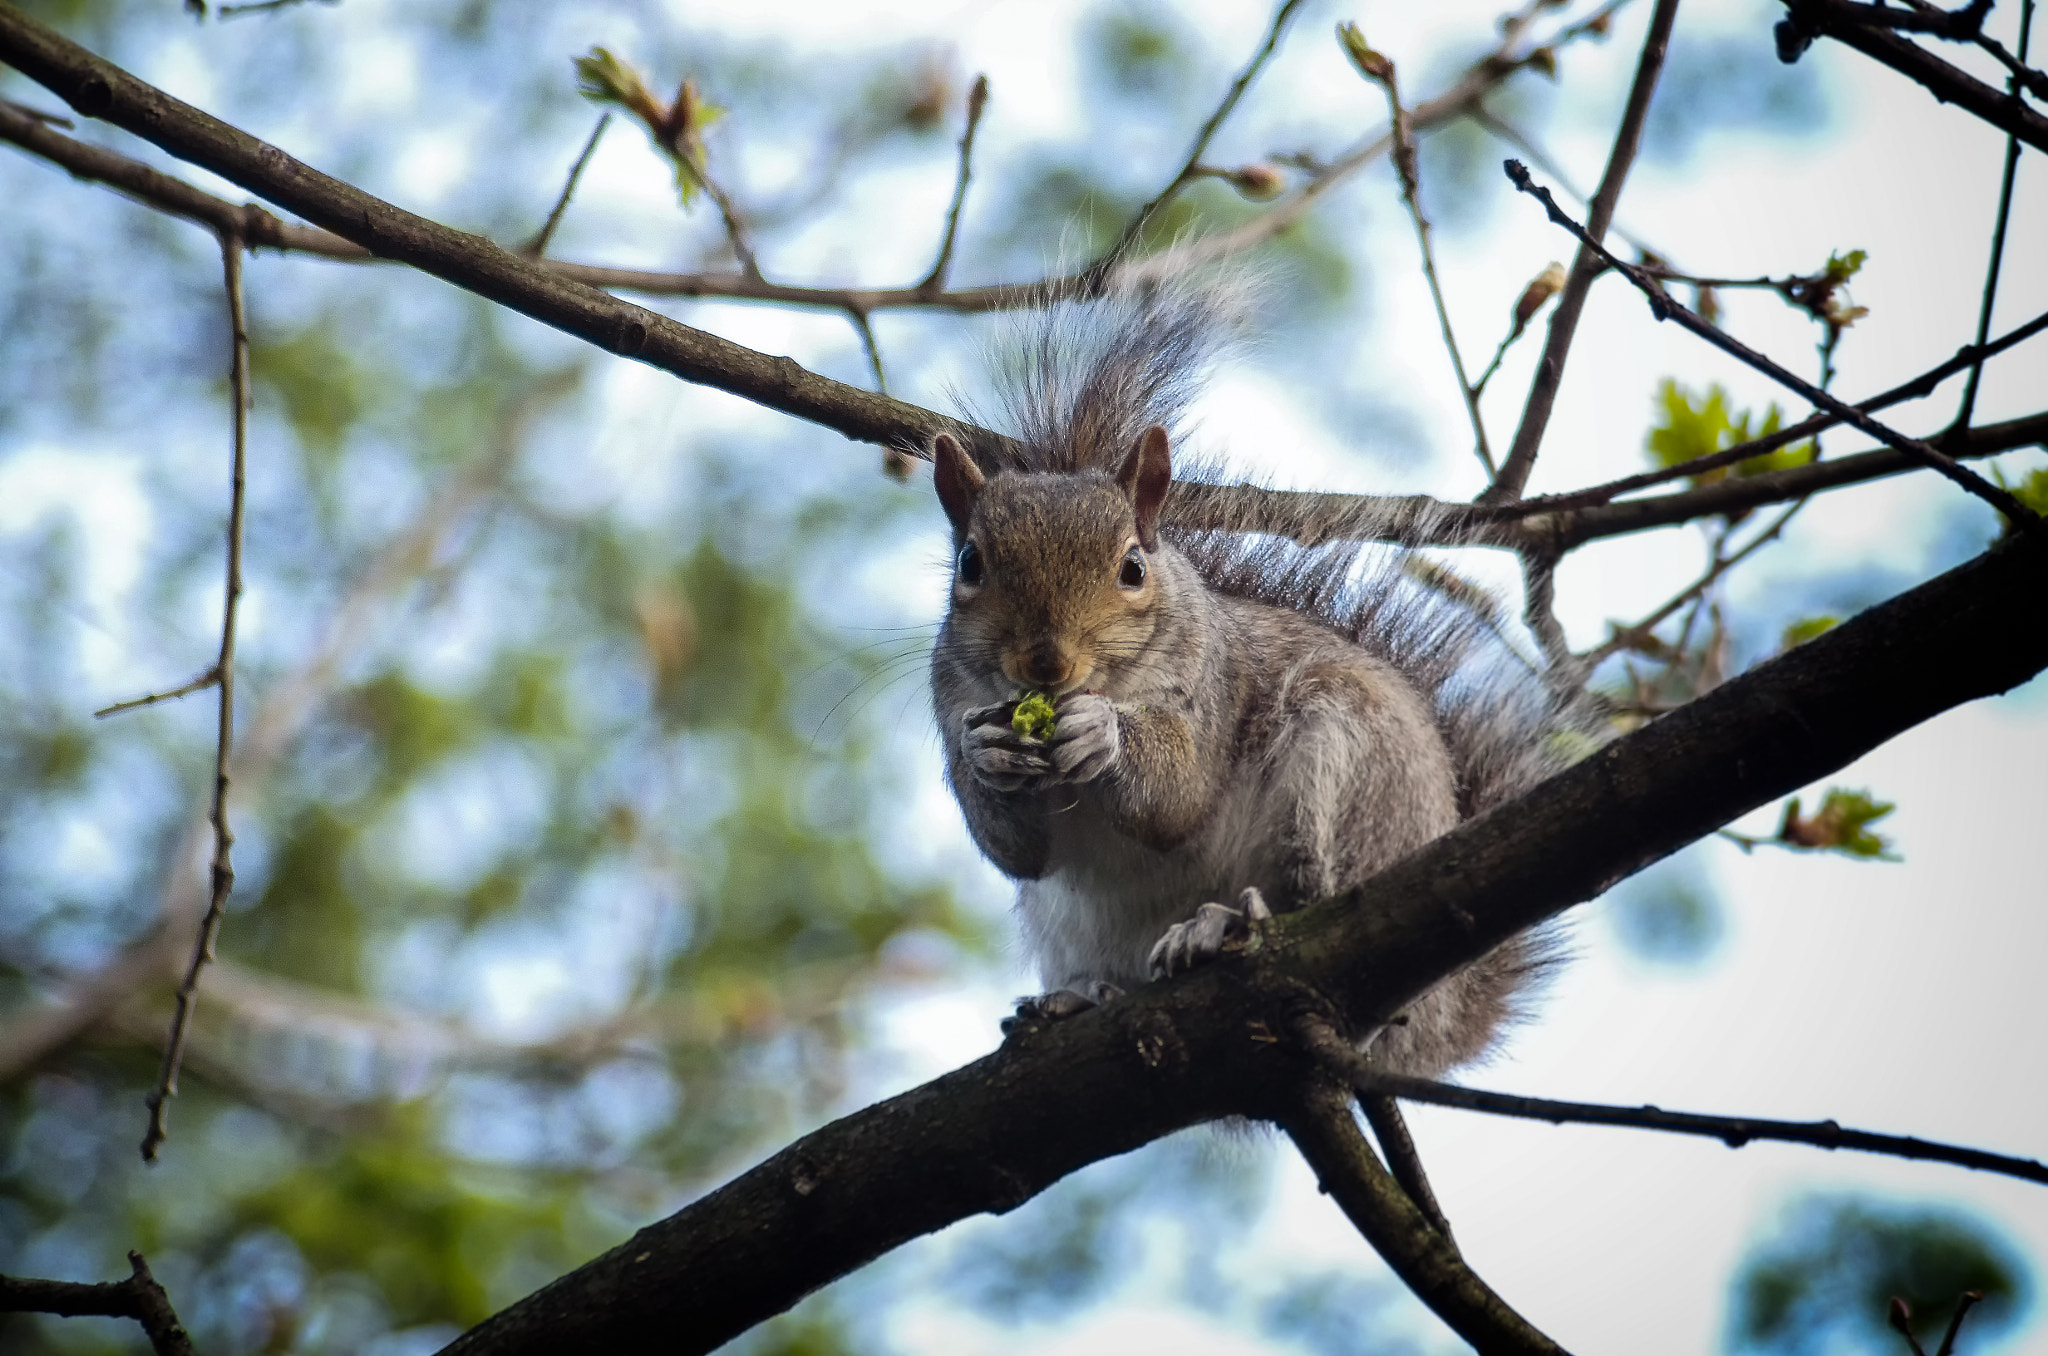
[1281,1076,1566,1355]
[1505,159,2041,526]
[1086,0,1308,282]
[525,112,610,258]
[1780,0,2048,152]
[434,515,2048,1356]
[1486,0,1682,503]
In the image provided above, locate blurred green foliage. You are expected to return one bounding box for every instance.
[1728,1193,2031,1354]
[1647,379,1817,492]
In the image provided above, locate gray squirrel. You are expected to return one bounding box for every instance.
[928,282,1580,1076]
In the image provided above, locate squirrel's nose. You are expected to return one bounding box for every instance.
[1017,640,1074,688]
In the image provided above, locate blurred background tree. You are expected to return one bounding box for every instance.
[0,0,2041,1352]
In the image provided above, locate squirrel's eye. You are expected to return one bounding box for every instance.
[956,540,984,587]
[1118,546,1147,590]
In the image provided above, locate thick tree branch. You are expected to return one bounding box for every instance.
[1282,1078,1566,1355]
[1781,0,2048,154]
[0,1252,194,1356]
[1487,0,1682,503]
[437,509,2048,1356]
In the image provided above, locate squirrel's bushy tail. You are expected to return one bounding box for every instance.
[978,276,1598,819]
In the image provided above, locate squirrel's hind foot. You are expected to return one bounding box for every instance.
[1147,887,1272,980]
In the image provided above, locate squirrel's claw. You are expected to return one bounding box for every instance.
[964,715,1051,790]
[1147,888,1270,979]
[1048,693,1119,783]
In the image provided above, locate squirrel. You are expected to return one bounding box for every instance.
[928,280,1580,1077]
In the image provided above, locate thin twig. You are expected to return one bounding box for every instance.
[693,156,762,281]
[1359,1092,1458,1248]
[917,74,988,293]
[141,224,251,1163]
[1486,0,1682,504]
[1085,0,1308,283]
[526,112,610,258]
[1935,1291,1987,1356]
[1312,1043,2048,1189]
[1282,1076,1569,1355]
[847,307,887,394]
[1893,1297,1934,1356]
[1466,103,1660,259]
[1347,35,1493,475]
[94,666,220,718]
[1505,159,2042,527]
[219,0,338,18]
[1581,499,1804,668]
[1520,549,1576,674]
[0,1252,195,1356]
[1953,0,2033,432]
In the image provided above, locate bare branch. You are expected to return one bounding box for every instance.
[1359,1092,1458,1247]
[1952,0,2033,431]
[1303,1040,2048,1188]
[1087,0,1309,281]
[1486,0,1682,503]
[1282,1076,1567,1355]
[140,223,252,1163]
[1505,159,2042,526]
[0,1252,194,1356]
[525,112,610,258]
[1581,499,1803,668]
[1342,30,1493,475]
[1936,1291,1989,1356]
[917,73,988,293]
[1780,0,2048,153]
[93,665,219,718]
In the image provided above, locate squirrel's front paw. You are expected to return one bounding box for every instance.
[1048,693,1119,783]
[964,713,1051,791]
[1000,981,1125,1035]
[1147,887,1273,979]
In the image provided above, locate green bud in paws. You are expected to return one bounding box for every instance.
[1010,690,1058,742]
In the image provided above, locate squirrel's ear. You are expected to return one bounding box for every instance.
[1116,425,1172,551]
[931,432,985,533]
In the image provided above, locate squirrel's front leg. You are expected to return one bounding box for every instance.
[1061,696,1217,851]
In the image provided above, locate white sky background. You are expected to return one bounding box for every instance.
[4,0,2043,1351]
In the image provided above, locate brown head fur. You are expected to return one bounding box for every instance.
[934,429,1171,694]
